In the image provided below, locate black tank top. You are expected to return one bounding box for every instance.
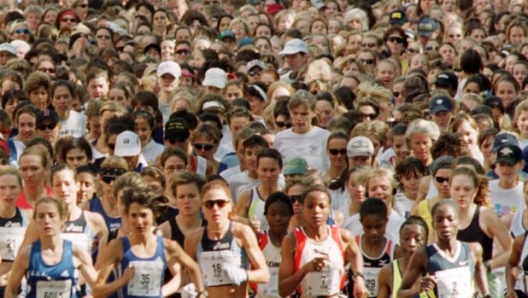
[0,208,24,227]
[64,211,88,234]
[169,217,207,247]
[457,206,493,261]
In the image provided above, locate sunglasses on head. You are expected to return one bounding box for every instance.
[37,123,56,131]
[359,58,374,65]
[388,36,404,44]
[275,121,292,128]
[194,143,215,151]
[407,48,418,54]
[329,148,347,156]
[101,176,117,184]
[203,199,230,209]
[435,176,449,184]
[14,29,29,35]
[289,195,302,203]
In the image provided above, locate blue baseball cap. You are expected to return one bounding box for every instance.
[429,95,454,114]
[492,133,518,152]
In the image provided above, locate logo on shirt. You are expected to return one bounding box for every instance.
[213,242,230,250]
[65,223,83,233]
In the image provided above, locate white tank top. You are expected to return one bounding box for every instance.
[510,209,527,238]
[425,177,438,200]
[248,187,269,231]
[257,231,282,298]
[197,156,207,176]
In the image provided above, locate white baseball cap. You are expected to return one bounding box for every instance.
[347,136,374,158]
[157,61,181,78]
[115,131,141,157]
[279,38,308,55]
[202,68,228,89]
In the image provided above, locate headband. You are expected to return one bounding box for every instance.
[249,84,268,103]
[100,167,127,177]
[59,11,78,22]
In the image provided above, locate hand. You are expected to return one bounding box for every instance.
[221,263,248,286]
[250,216,261,233]
[505,290,518,298]
[353,277,369,298]
[306,256,328,273]
[419,275,436,293]
[122,266,135,283]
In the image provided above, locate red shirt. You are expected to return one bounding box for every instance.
[16,186,53,209]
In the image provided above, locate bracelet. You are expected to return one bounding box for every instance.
[484,261,491,273]
[353,272,364,279]
[196,291,209,298]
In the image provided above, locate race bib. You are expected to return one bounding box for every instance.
[127,259,164,297]
[36,279,72,298]
[257,267,279,298]
[304,263,343,297]
[0,227,25,261]
[61,233,91,253]
[200,250,241,287]
[364,267,382,298]
[435,266,472,298]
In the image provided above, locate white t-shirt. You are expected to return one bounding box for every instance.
[519,138,528,150]
[489,179,525,217]
[59,110,86,137]
[215,126,232,162]
[329,188,350,219]
[343,209,405,244]
[378,147,395,166]
[393,192,415,219]
[142,139,165,165]
[220,165,241,181]
[227,171,285,203]
[274,127,330,171]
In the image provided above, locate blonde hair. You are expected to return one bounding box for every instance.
[514,99,528,134]
[355,81,393,107]
[304,59,332,85]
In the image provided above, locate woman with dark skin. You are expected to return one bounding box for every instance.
[398,200,490,297]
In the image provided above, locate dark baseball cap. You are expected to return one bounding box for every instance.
[429,95,454,114]
[483,96,505,113]
[492,133,518,152]
[164,118,190,141]
[417,17,437,38]
[434,72,458,90]
[495,144,522,166]
[218,30,236,42]
[37,109,59,125]
[389,10,408,26]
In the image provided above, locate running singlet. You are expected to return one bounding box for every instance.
[88,198,121,232]
[248,187,269,231]
[61,211,96,253]
[26,240,80,298]
[118,236,167,298]
[457,206,493,261]
[293,226,346,297]
[426,241,475,298]
[356,235,396,297]
[256,231,281,298]
[0,208,27,261]
[196,223,249,287]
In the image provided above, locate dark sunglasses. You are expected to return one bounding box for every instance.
[203,200,230,209]
[38,67,55,73]
[362,43,376,48]
[37,123,56,131]
[79,3,88,7]
[393,92,401,97]
[61,17,77,23]
[248,69,261,76]
[359,58,374,65]
[329,148,347,156]
[107,143,116,150]
[362,112,378,119]
[194,143,215,151]
[289,195,302,203]
[14,29,29,35]
[275,121,293,128]
[388,36,404,44]
[97,35,111,40]
[176,49,190,55]
[435,176,449,184]
[426,45,439,51]
[101,176,117,184]
[167,137,188,144]
[407,48,418,54]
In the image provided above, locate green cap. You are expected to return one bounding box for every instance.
[283,157,308,175]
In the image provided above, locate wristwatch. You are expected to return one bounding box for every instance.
[196,291,209,298]
[352,272,364,279]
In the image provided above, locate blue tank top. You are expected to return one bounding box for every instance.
[196,223,249,287]
[26,239,80,298]
[89,198,121,232]
[117,236,167,298]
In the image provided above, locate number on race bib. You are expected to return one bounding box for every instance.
[212,263,221,275]
[366,279,376,294]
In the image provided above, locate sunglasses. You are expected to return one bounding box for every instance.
[203,199,230,209]
[194,143,215,151]
[393,92,400,97]
[275,121,292,128]
[107,143,116,150]
[38,67,55,73]
[14,29,29,35]
[435,176,449,184]
[407,48,418,54]
[248,69,261,76]
[426,46,439,51]
[388,36,404,44]
[101,176,117,184]
[362,113,378,119]
[362,43,376,48]
[448,34,462,38]
[289,195,302,203]
[167,137,188,144]
[176,49,190,55]
[37,123,56,131]
[359,58,374,65]
[79,3,88,7]
[329,148,347,156]
[61,17,77,23]
[97,35,111,40]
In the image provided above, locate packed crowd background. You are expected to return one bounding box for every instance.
[0,0,527,297]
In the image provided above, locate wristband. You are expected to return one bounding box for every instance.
[353,272,364,279]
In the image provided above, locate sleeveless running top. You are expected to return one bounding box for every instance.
[510,209,527,238]
[356,235,396,297]
[416,200,432,239]
[0,208,28,261]
[248,187,268,231]
[457,206,493,261]
[426,241,475,298]
[293,226,346,297]
[391,259,431,298]
[88,198,121,232]
[196,223,249,287]
[118,236,167,298]
[425,178,438,200]
[61,211,96,253]
[255,231,282,298]
[168,217,207,247]
[26,239,80,298]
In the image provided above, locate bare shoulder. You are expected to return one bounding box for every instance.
[85,210,106,226]
[339,228,354,243]
[232,221,254,238]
